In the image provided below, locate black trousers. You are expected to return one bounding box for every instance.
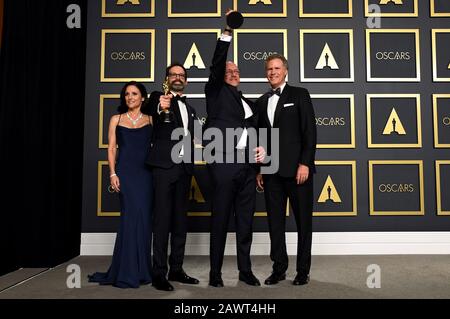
[152,165,191,279]
[208,162,257,276]
[263,173,313,276]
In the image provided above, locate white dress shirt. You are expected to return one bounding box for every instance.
[267,82,286,127]
[236,98,253,149]
[175,93,189,156]
[158,91,189,156]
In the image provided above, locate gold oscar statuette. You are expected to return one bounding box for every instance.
[161,77,174,123]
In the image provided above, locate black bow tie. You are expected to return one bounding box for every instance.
[267,87,281,97]
[173,95,186,103]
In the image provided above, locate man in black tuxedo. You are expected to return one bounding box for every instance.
[204,14,265,288]
[256,54,316,286]
[146,63,199,291]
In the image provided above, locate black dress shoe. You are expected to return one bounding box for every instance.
[293,274,310,286]
[168,270,199,284]
[152,278,174,291]
[209,276,224,287]
[264,272,286,285]
[239,271,261,286]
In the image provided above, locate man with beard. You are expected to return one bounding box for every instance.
[146,63,199,291]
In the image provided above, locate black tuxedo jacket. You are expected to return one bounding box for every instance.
[204,39,258,152]
[146,91,196,174]
[256,84,316,178]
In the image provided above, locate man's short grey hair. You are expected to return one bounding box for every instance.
[265,54,289,70]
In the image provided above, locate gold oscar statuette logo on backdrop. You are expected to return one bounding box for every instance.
[316,43,339,70]
[248,0,272,4]
[379,0,403,4]
[383,108,406,135]
[116,0,140,5]
[318,175,342,203]
[184,43,206,70]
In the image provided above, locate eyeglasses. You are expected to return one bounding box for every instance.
[225,70,240,75]
[168,73,186,80]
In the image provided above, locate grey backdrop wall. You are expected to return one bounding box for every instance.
[82,0,450,233]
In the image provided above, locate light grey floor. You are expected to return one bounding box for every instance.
[1,255,450,299]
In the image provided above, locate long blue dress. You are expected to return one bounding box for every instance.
[89,123,153,288]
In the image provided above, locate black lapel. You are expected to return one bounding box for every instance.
[185,102,194,133]
[228,85,245,117]
[273,84,289,127]
[260,94,271,127]
[171,99,183,127]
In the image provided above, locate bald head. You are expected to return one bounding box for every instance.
[224,61,240,87]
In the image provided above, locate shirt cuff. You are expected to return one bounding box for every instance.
[220,34,232,42]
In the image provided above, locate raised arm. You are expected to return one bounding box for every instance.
[205,11,234,94]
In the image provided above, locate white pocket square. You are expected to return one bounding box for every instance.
[283,103,294,107]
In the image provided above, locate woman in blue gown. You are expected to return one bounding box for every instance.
[89,81,153,288]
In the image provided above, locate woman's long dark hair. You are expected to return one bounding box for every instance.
[117,81,150,114]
